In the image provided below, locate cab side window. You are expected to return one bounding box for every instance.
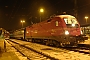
[55,21,59,26]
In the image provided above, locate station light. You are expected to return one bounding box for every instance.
[20,20,25,28]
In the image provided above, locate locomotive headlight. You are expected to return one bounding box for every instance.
[65,30,69,35]
[72,24,75,27]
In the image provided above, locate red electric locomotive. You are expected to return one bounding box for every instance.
[12,14,88,47]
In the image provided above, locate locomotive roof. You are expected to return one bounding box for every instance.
[56,15,76,18]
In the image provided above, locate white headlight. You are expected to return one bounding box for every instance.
[72,24,75,27]
[65,30,69,35]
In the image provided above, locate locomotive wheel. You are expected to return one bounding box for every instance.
[32,39,35,43]
[70,43,78,47]
[28,38,32,42]
[53,41,60,47]
[45,40,50,46]
[45,41,49,46]
[55,42,60,47]
[60,43,66,47]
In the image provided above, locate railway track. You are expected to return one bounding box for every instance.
[7,40,58,60]
[26,39,90,55]
[6,39,90,60]
[33,39,90,55]
[61,44,90,54]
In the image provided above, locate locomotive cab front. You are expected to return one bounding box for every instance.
[63,16,81,36]
[58,15,88,46]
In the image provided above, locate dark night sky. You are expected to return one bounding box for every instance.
[0,0,90,31]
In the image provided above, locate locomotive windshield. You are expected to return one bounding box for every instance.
[64,17,79,28]
[64,18,78,24]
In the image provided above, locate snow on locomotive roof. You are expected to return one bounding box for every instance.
[56,15,76,18]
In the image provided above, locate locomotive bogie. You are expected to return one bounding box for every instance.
[24,35,78,47]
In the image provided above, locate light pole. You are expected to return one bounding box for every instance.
[85,16,88,24]
[20,20,25,28]
[40,8,44,22]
